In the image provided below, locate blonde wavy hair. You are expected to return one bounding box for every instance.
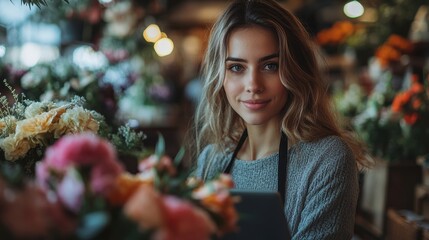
[189,0,372,169]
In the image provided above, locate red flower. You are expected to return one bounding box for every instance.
[404,113,419,125]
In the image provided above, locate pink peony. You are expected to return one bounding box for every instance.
[42,133,119,169]
[36,133,124,196]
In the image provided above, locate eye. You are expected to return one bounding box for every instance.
[264,62,278,71]
[227,64,244,73]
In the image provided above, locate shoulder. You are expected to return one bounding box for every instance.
[301,135,349,153]
[298,136,353,161]
[195,144,231,180]
[294,135,356,174]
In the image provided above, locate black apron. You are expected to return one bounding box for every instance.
[223,129,288,205]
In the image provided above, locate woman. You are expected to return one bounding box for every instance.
[189,0,371,239]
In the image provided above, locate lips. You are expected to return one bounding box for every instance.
[241,99,270,110]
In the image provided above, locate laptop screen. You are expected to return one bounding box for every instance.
[220,190,290,240]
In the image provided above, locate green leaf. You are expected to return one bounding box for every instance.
[155,133,165,157]
[174,147,185,166]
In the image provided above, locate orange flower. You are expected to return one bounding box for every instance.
[375,45,401,67]
[123,185,165,230]
[411,82,424,94]
[375,34,414,67]
[335,21,355,36]
[316,21,355,46]
[107,173,151,205]
[392,91,412,112]
[387,34,413,53]
[412,99,422,110]
[200,193,238,234]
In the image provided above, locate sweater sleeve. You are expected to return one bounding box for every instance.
[292,139,359,240]
[194,145,227,181]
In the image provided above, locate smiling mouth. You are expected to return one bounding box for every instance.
[241,99,270,110]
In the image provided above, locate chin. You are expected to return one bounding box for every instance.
[242,118,270,126]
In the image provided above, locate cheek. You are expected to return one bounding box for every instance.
[223,79,240,98]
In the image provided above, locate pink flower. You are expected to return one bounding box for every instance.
[36,133,124,196]
[157,196,216,240]
[124,186,216,240]
[138,154,177,176]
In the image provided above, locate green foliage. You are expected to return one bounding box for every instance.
[18,0,69,9]
[109,124,147,158]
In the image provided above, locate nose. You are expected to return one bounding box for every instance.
[246,69,264,93]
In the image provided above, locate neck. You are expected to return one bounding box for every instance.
[238,123,282,160]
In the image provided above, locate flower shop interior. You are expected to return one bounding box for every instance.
[0,0,429,239]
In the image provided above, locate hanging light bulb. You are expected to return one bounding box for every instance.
[344,0,364,18]
[143,24,162,43]
[154,37,174,57]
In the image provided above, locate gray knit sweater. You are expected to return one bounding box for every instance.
[195,135,358,240]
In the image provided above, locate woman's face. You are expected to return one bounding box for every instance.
[223,26,287,126]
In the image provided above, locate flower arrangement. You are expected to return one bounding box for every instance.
[375,34,414,68]
[0,83,104,174]
[389,74,429,157]
[315,20,357,55]
[350,70,429,162]
[0,133,238,240]
[331,25,429,163]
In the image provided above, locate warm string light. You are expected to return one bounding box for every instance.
[142,24,174,57]
[143,24,161,43]
[344,0,364,19]
[154,37,174,57]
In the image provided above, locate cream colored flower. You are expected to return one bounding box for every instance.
[53,107,99,138]
[24,102,55,118]
[15,112,56,139]
[0,135,32,161]
[15,106,67,139]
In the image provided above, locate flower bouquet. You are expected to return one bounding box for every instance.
[0,133,238,240]
[0,84,104,174]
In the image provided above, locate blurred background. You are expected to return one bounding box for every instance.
[0,0,428,239]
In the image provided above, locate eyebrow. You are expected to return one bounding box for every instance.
[225,53,279,63]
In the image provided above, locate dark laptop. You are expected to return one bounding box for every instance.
[220,190,290,240]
